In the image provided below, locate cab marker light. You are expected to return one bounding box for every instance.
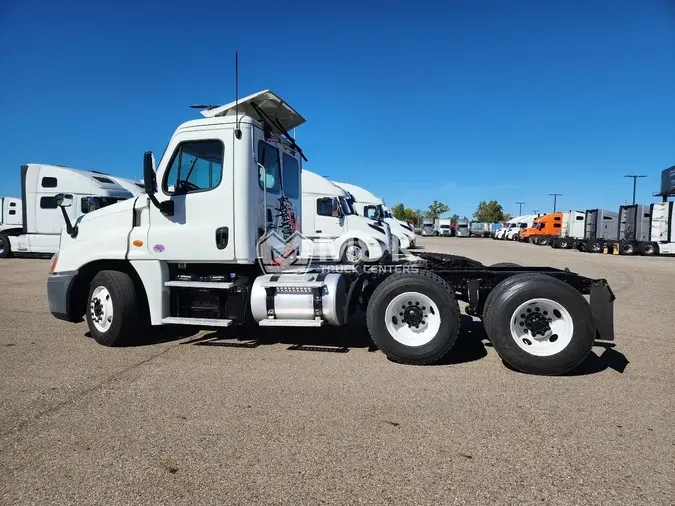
[49,253,59,273]
[133,240,144,247]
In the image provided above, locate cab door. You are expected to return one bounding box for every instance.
[146,130,234,262]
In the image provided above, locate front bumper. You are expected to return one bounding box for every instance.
[47,270,78,322]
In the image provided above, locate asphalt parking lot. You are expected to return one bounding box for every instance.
[1,238,673,505]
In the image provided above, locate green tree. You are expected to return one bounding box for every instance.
[450,213,459,224]
[402,208,419,225]
[426,200,450,219]
[502,213,513,221]
[473,200,507,222]
[391,203,406,221]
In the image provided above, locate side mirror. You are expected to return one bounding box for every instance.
[55,193,73,208]
[143,151,157,194]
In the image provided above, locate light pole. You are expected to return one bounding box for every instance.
[624,175,646,205]
[532,209,539,215]
[548,193,562,213]
[516,201,525,215]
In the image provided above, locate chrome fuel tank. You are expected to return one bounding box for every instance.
[250,273,347,326]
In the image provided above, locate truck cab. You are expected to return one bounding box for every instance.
[0,164,133,258]
[331,181,416,249]
[421,218,435,236]
[302,170,391,264]
[520,213,563,245]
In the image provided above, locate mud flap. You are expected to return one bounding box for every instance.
[590,280,615,341]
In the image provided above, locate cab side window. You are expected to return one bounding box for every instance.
[282,153,299,199]
[164,140,223,195]
[317,198,336,217]
[258,141,280,194]
[364,205,377,219]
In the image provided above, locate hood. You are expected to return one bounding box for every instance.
[74,197,138,228]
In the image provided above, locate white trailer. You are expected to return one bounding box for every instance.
[46,89,616,375]
[0,164,133,258]
[302,170,391,264]
[331,181,416,249]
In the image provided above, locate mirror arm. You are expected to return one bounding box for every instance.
[59,207,78,238]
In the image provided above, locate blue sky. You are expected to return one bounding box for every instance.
[1,0,673,218]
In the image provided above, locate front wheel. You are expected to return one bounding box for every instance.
[482,273,595,375]
[341,239,370,265]
[86,270,140,346]
[366,271,460,365]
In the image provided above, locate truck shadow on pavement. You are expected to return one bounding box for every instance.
[178,313,629,375]
[181,314,489,367]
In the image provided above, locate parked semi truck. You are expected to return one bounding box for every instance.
[455,219,470,237]
[577,209,619,253]
[436,218,452,236]
[46,89,615,375]
[506,215,539,241]
[421,218,436,236]
[0,164,134,258]
[331,181,416,249]
[1,197,22,227]
[549,212,586,249]
[494,217,517,240]
[469,222,493,238]
[302,170,391,264]
[520,213,563,245]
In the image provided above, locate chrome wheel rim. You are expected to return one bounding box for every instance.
[90,286,114,333]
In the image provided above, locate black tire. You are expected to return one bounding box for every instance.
[482,273,595,375]
[639,242,658,256]
[86,270,140,347]
[587,239,603,253]
[537,237,549,246]
[366,270,461,365]
[550,238,559,249]
[0,235,11,258]
[558,238,571,249]
[341,239,369,265]
[619,241,636,255]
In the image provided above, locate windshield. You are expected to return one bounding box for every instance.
[458,223,468,228]
[338,197,353,215]
[81,196,127,213]
[343,196,357,215]
[423,224,433,229]
[440,224,450,228]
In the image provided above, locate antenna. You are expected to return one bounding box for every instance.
[234,51,242,140]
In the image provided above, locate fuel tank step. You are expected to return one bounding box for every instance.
[161,317,233,327]
[165,281,234,289]
[258,319,324,327]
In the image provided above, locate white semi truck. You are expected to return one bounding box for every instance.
[455,219,470,237]
[436,218,452,236]
[0,197,22,226]
[301,170,391,264]
[0,164,133,258]
[46,89,615,375]
[548,211,586,249]
[331,181,416,249]
[421,218,435,236]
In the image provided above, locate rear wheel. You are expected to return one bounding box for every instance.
[639,241,658,256]
[558,238,570,249]
[619,241,637,255]
[482,273,595,375]
[587,239,603,253]
[86,270,140,346]
[537,237,549,246]
[0,235,11,258]
[366,270,460,365]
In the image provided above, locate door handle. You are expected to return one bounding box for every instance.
[316,230,322,233]
[215,227,229,250]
